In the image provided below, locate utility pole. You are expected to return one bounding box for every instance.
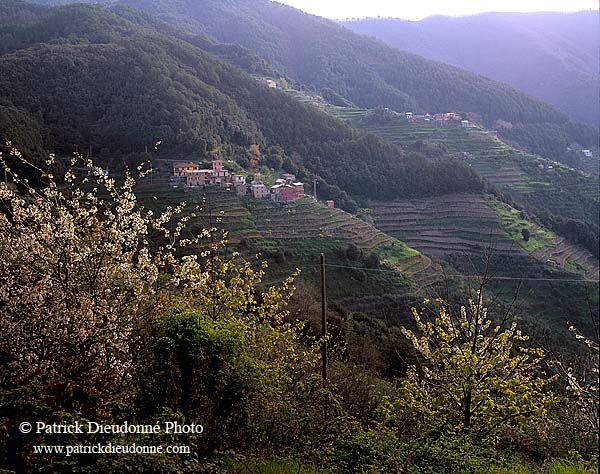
[320,253,327,384]
[313,178,318,200]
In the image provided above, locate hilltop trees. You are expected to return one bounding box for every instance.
[0,0,486,208]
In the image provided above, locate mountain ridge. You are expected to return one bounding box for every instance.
[342,11,600,126]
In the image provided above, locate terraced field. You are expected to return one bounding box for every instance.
[532,238,599,280]
[135,184,433,282]
[248,199,438,283]
[369,193,599,280]
[322,104,600,227]
[135,185,262,244]
[371,194,524,258]
[248,199,393,248]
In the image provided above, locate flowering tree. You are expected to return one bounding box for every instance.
[0,143,328,472]
[551,321,599,444]
[399,292,556,439]
[0,143,203,415]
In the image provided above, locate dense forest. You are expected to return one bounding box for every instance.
[47,0,596,154]
[0,0,484,209]
[343,12,600,126]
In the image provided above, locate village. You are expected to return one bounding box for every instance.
[170,159,335,207]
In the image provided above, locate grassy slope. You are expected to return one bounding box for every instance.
[134,183,428,311]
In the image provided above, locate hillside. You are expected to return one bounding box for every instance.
[318,103,600,257]
[0,0,483,208]
[1,0,596,331]
[1,3,599,472]
[133,182,433,315]
[32,0,598,159]
[343,12,600,126]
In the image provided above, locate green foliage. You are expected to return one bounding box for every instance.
[0,150,325,471]
[489,199,556,253]
[0,1,485,208]
[399,293,556,439]
[331,427,402,473]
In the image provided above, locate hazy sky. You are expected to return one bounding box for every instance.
[274,0,598,20]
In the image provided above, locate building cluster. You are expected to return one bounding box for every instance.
[173,160,246,195]
[433,112,458,122]
[172,160,304,202]
[252,173,304,203]
[405,111,477,128]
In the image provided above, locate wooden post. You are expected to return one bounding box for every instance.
[320,253,327,384]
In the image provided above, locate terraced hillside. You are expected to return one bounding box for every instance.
[247,199,393,248]
[324,108,599,227]
[371,193,599,280]
[371,194,524,258]
[135,184,433,284]
[247,198,436,282]
[135,184,261,243]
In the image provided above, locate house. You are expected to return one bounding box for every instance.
[270,184,284,202]
[434,112,457,122]
[184,169,215,187]
[232,175,246,186]
[259,78,277,88]
[270,182,304,203]
[211,159,230,184]
[461,120,469,128]
[582,149,593,157]
[173,162,201,177]
[174,158,232,187]
[405,112,413,122]
[281,173,296,184]
[326,200,335,208]
[251,183,269,199]
[291,182,304,200]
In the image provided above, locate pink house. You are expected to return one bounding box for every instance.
[173,162,200,177]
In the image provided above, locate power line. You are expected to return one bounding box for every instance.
[323,263,599,283]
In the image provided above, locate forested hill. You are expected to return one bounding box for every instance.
[0,0,484,207]
[34,0,597,162]
[343,12,600,126]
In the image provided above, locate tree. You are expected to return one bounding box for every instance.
[399,292,556,439]
[0,146,204,418]
[346,243,361,261]
[0,145,325,471]
[551,320,599,446]
[521,228,530,242]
